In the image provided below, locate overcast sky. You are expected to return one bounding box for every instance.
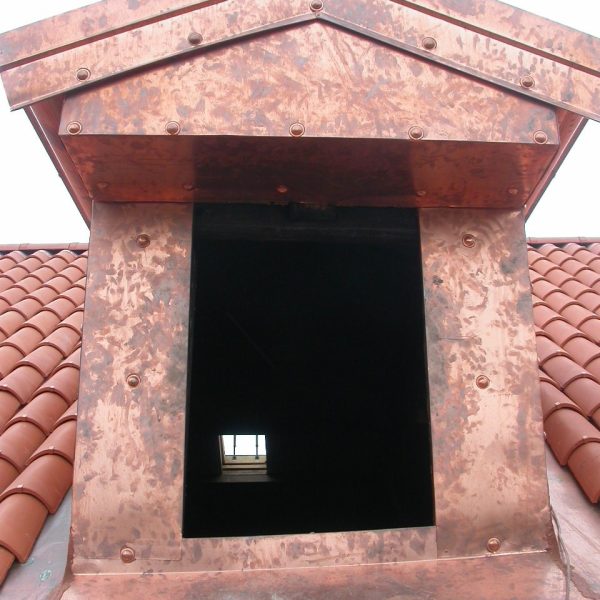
[0,1,598,244]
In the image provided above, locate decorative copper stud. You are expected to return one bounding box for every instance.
[276,185,289,194]
[188,31,203,46]
[66,121,82,135]
[136,234,151,249]
[416,190,427,197]
[120,546,136,563]
[126,373,141,388]
[533,130,548,145]
[75,68,91,81]
[422,37,437,51]
[96,182,109,191]
[487,537,501,553]
[462,233,476,248]
[183,183,195,191]
[310,0,324,12]
[476,375,490,389]
[289,122,305,137]
[165,121,181,135]
[520,75,535,89]
[408,126,424,141]
[507,187,519,196]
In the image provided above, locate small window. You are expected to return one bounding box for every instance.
[221,434,267,468]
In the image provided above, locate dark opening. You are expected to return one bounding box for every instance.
[183,205,433,537]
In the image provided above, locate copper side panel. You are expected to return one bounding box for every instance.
[72,202,192,561]
[420,208,551,557]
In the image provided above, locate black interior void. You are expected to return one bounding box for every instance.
[183,205,434,537]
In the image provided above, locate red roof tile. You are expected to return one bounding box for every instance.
[530,241,600,505]
[0,248,85,584]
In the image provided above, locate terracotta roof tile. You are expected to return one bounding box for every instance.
[544,408,600,465]
[530,241,600,504]
[0,422,46,472]
[4,393,68,436]
[0,248,86,581]
[27,420,76,465]
[0,454,73,514]
[0,493,48,563]
[567,442,600,502]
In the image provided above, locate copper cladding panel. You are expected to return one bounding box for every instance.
[58,24,558,208]
[61,551,565,600]
[420,209,551,557]
[2,0,600,122]
[72,202,192,560]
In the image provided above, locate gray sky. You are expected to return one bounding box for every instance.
[0,0,598,243]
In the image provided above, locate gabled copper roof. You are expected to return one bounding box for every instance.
[1,0,599,222]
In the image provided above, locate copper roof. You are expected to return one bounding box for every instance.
[0,240,599,588]
[0,248,85,586]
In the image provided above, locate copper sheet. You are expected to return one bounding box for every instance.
[72,202,192,560]
[74,527,436,574]
[62,551,566,600]
[0,0,225,70]
[2,0,599,120]
[57,23,558,209]
[60,135,558,209]
[401,0,600,75]
[420,208,551,557]
[59,23,558,143]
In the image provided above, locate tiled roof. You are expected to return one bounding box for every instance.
[529,241,600,504]
[0,239,598,589]
[0,248,85,586]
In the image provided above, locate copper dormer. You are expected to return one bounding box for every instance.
[1,1,600,598]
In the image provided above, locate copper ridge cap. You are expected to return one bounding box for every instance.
[0,0,600,121]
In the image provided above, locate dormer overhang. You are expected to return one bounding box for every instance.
[1,0,599,223]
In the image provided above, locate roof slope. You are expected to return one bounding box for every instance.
[529,241,600,503]
[0,248,85,585]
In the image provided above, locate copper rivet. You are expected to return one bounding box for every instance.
[507,187,519,196]
[66,121,82,135]
[416,190,427,197]
[408,126,424,141]
[127,373,141,388]
[120,547,136,563]
[462,233,476,248]
[165,121,181,135]
[476,375,490,389]
[422,37,437,51]
[277,185,289,194]
[533,130,548,145]
[289,122,305,137]
[310,0,324,12]
[183,183,195,191]
[188,31,203,45]
[520,75,535,89]
[136,234,151,248]
[487,537,501,553]
[75,67,91,81]
[97,182,109,190]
